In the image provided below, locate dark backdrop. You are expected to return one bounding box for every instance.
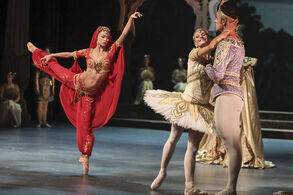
[0,0,292,122]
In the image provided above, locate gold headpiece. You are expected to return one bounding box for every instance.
[97,26,111,34]
[194,28,208,35]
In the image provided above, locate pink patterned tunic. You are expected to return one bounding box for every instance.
[205,38,245,101]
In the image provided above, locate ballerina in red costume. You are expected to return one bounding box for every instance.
[27,12,142,175]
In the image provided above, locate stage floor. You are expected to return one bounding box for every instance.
[0,124,292,195]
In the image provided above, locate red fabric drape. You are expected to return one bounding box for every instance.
[59,26,123,130]
[31,27,124,155]
[32,27,124,131]
[59,46,124,129]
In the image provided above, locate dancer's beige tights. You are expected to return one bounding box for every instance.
[184,130,203,184]
[161,124,184,169]
[151,124,184,190]
[214,94,243,195]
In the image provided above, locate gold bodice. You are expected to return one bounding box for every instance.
[181,48,212,104]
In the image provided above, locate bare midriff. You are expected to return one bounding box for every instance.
[80,70,108,90]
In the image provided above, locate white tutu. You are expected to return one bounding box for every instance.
[144,89,215,134]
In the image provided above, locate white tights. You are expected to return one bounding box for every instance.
[184,121,206,194]
[184,130,204,184]
[214,94,244,195]
[151,94,243,195]
[151,122,206,194]
[150,124,184,190]
[160,124,184,170]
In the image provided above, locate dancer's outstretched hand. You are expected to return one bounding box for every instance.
[116,12,143,46]
[130,12,142,19]
[40,55,52,64]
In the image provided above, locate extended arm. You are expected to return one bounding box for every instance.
[48,52,74,58]
[197,30,229,57]
[116,12,142,46]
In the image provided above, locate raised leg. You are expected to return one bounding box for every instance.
[27,42,76,90]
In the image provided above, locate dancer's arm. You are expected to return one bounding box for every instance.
[197,30,229,57]
[205,41,232,83]
[106,12,142,63]
[48,52,74,58]
[41,52,74,63]
[41,48,88,63]
[116,12,142,46]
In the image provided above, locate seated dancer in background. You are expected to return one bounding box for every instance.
[0,72,22,128]
[204,1,245,194]
[27,12,142,175]
[144,28,229,195]
[172,57,187,93]
[133,54,155,105]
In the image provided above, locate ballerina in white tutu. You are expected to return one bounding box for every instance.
[144,28,229,195]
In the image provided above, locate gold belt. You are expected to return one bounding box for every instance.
[219,80,240,87]
[225,71,240,78]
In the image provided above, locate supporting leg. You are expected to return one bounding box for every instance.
[184,130,207,195]
[76,96,95,175]
[214,95,243,195]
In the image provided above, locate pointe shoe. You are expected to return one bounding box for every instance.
[150,171,166,190]
[27,42,37,52]
[79,155,89,175]
[185,185,208,195]
[44,123,52,128]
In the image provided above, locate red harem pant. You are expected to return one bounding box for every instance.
[32,49,95,156]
